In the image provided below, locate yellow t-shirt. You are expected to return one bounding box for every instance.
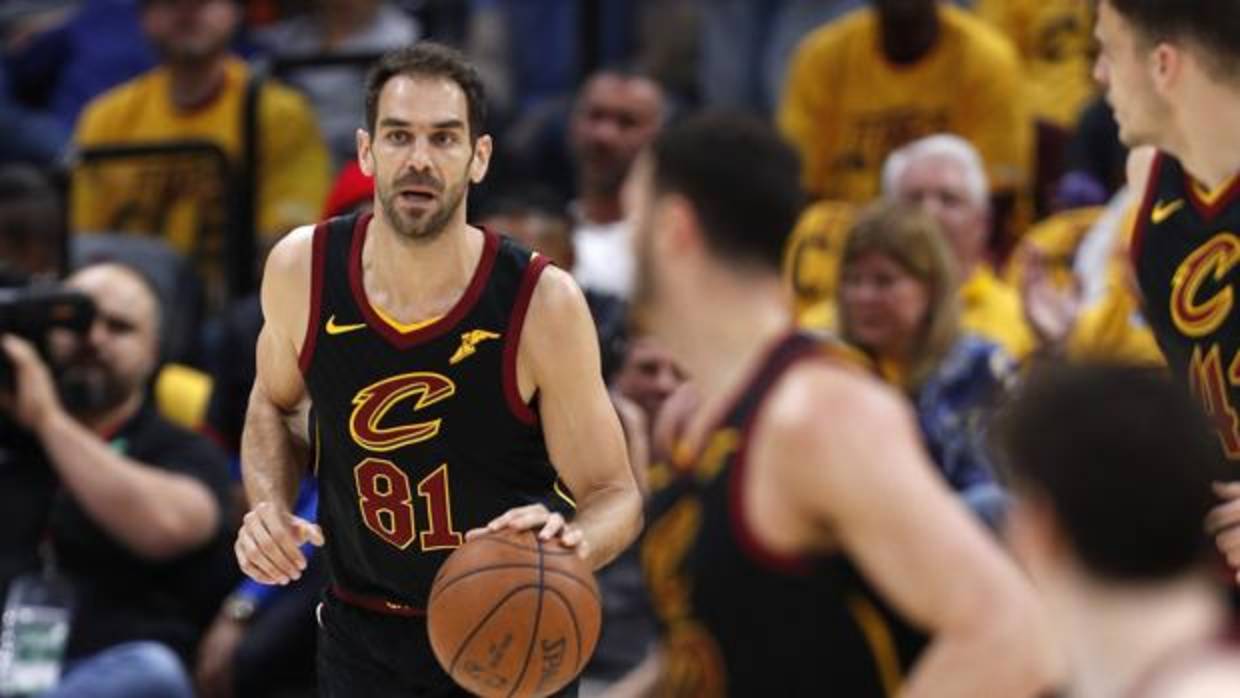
[782,200,856,322]
[778,5,1031,204]
[975,0,1096,128]
[72,57,330,294]
[959,265,1036,360]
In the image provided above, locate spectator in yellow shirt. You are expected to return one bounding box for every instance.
[974,0,1096,131]
[71,0,330,300]
[781,199,856,328]
[778,0,1031,216]
[883,134,1037,360]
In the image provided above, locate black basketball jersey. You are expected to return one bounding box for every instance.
[1133,153,1240,461]
[301,212,565,606]
[641,332,926,697]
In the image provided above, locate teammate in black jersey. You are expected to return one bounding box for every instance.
[234,43,641,697]
[623,114,1058,696]
[1093,0,1240,577]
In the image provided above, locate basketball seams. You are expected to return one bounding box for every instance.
[431,564,601,604]
[507,536,546,697]
[543,587,584,676]
[447,585,535,677]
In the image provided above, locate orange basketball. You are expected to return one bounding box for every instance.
[427,528,602,697]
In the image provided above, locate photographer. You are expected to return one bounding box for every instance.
[1,261,234,697]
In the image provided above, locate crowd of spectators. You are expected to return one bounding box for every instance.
[0,0,1188,696]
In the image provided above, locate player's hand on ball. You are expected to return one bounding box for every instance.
[467,504,590,560]
[235,501,324,585]
[1206,481,1240,579]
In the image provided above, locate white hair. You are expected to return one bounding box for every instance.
[881,134,990,209]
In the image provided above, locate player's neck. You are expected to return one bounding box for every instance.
[363,211,481,320]
[1052,569,1224,698]
[165,54,230,112]
[1173,87,1240,188]
[666,275,792,413]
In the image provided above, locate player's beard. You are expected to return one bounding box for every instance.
[379,169,468,243]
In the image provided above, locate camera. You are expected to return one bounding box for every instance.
[0,284,95,391]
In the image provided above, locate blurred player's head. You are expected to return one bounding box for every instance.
[360,43,491,243]
[624,113,803,330]
[996,362,1226,586]
[612,336,684,424]
[1096,0,1240,148]
[570,71,665,203]
[883,135,990,275]
[140,0,240,66]
[51,263,163,419]
[838,201,959,388]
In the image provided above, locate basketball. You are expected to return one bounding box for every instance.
[427,528,602,697]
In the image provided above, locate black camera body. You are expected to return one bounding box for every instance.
[0,285,95,390]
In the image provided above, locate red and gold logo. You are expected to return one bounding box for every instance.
[1171,232,1240,338]
[349,372,456,452]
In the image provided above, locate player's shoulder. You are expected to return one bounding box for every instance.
[264,224,318,279]
[761,357,906,444]
[527,260,587,320]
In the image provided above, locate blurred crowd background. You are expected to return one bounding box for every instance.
[0,1,1170,697]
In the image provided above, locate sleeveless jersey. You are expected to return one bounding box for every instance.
[1133,153,1240,462]
[641,332,926,697]
[301,212,564,606]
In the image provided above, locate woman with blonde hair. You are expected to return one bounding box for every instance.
[838,200,1011,527]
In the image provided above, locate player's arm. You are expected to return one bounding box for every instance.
[237,226,323,586]
[763,366,1061,697]
[477,267,642,570]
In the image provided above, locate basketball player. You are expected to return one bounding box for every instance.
[1093,0,1240,576]
[625,114,1058,696]
[998,363,1240,698]
[235,44,642,697]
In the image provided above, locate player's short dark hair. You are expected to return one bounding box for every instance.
[994,362,1227,582]
[364,42,487,141]
[650,113,804,271]
[1107,0,1240,78]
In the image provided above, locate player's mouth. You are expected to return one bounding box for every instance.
[398,187,438,206]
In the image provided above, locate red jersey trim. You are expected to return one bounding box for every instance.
[503,254,551,425]
[726,336,819,576]
[348,214,500,350]
[329,584,426,617]
[1130,151,1165,269]
[1186,171,1240,222]
[297,221,330,375]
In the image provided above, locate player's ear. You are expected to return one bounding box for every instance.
[657,195,703,259]
[1150,42,1182,93]
[469,134,492,184]
[358,128,375,177]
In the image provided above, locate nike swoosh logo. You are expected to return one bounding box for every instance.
[1151,198,1185,224]
[325,315,367,336]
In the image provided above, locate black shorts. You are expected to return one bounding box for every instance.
[316,591,579,698]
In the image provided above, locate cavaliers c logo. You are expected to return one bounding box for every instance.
[349,372,456,452]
